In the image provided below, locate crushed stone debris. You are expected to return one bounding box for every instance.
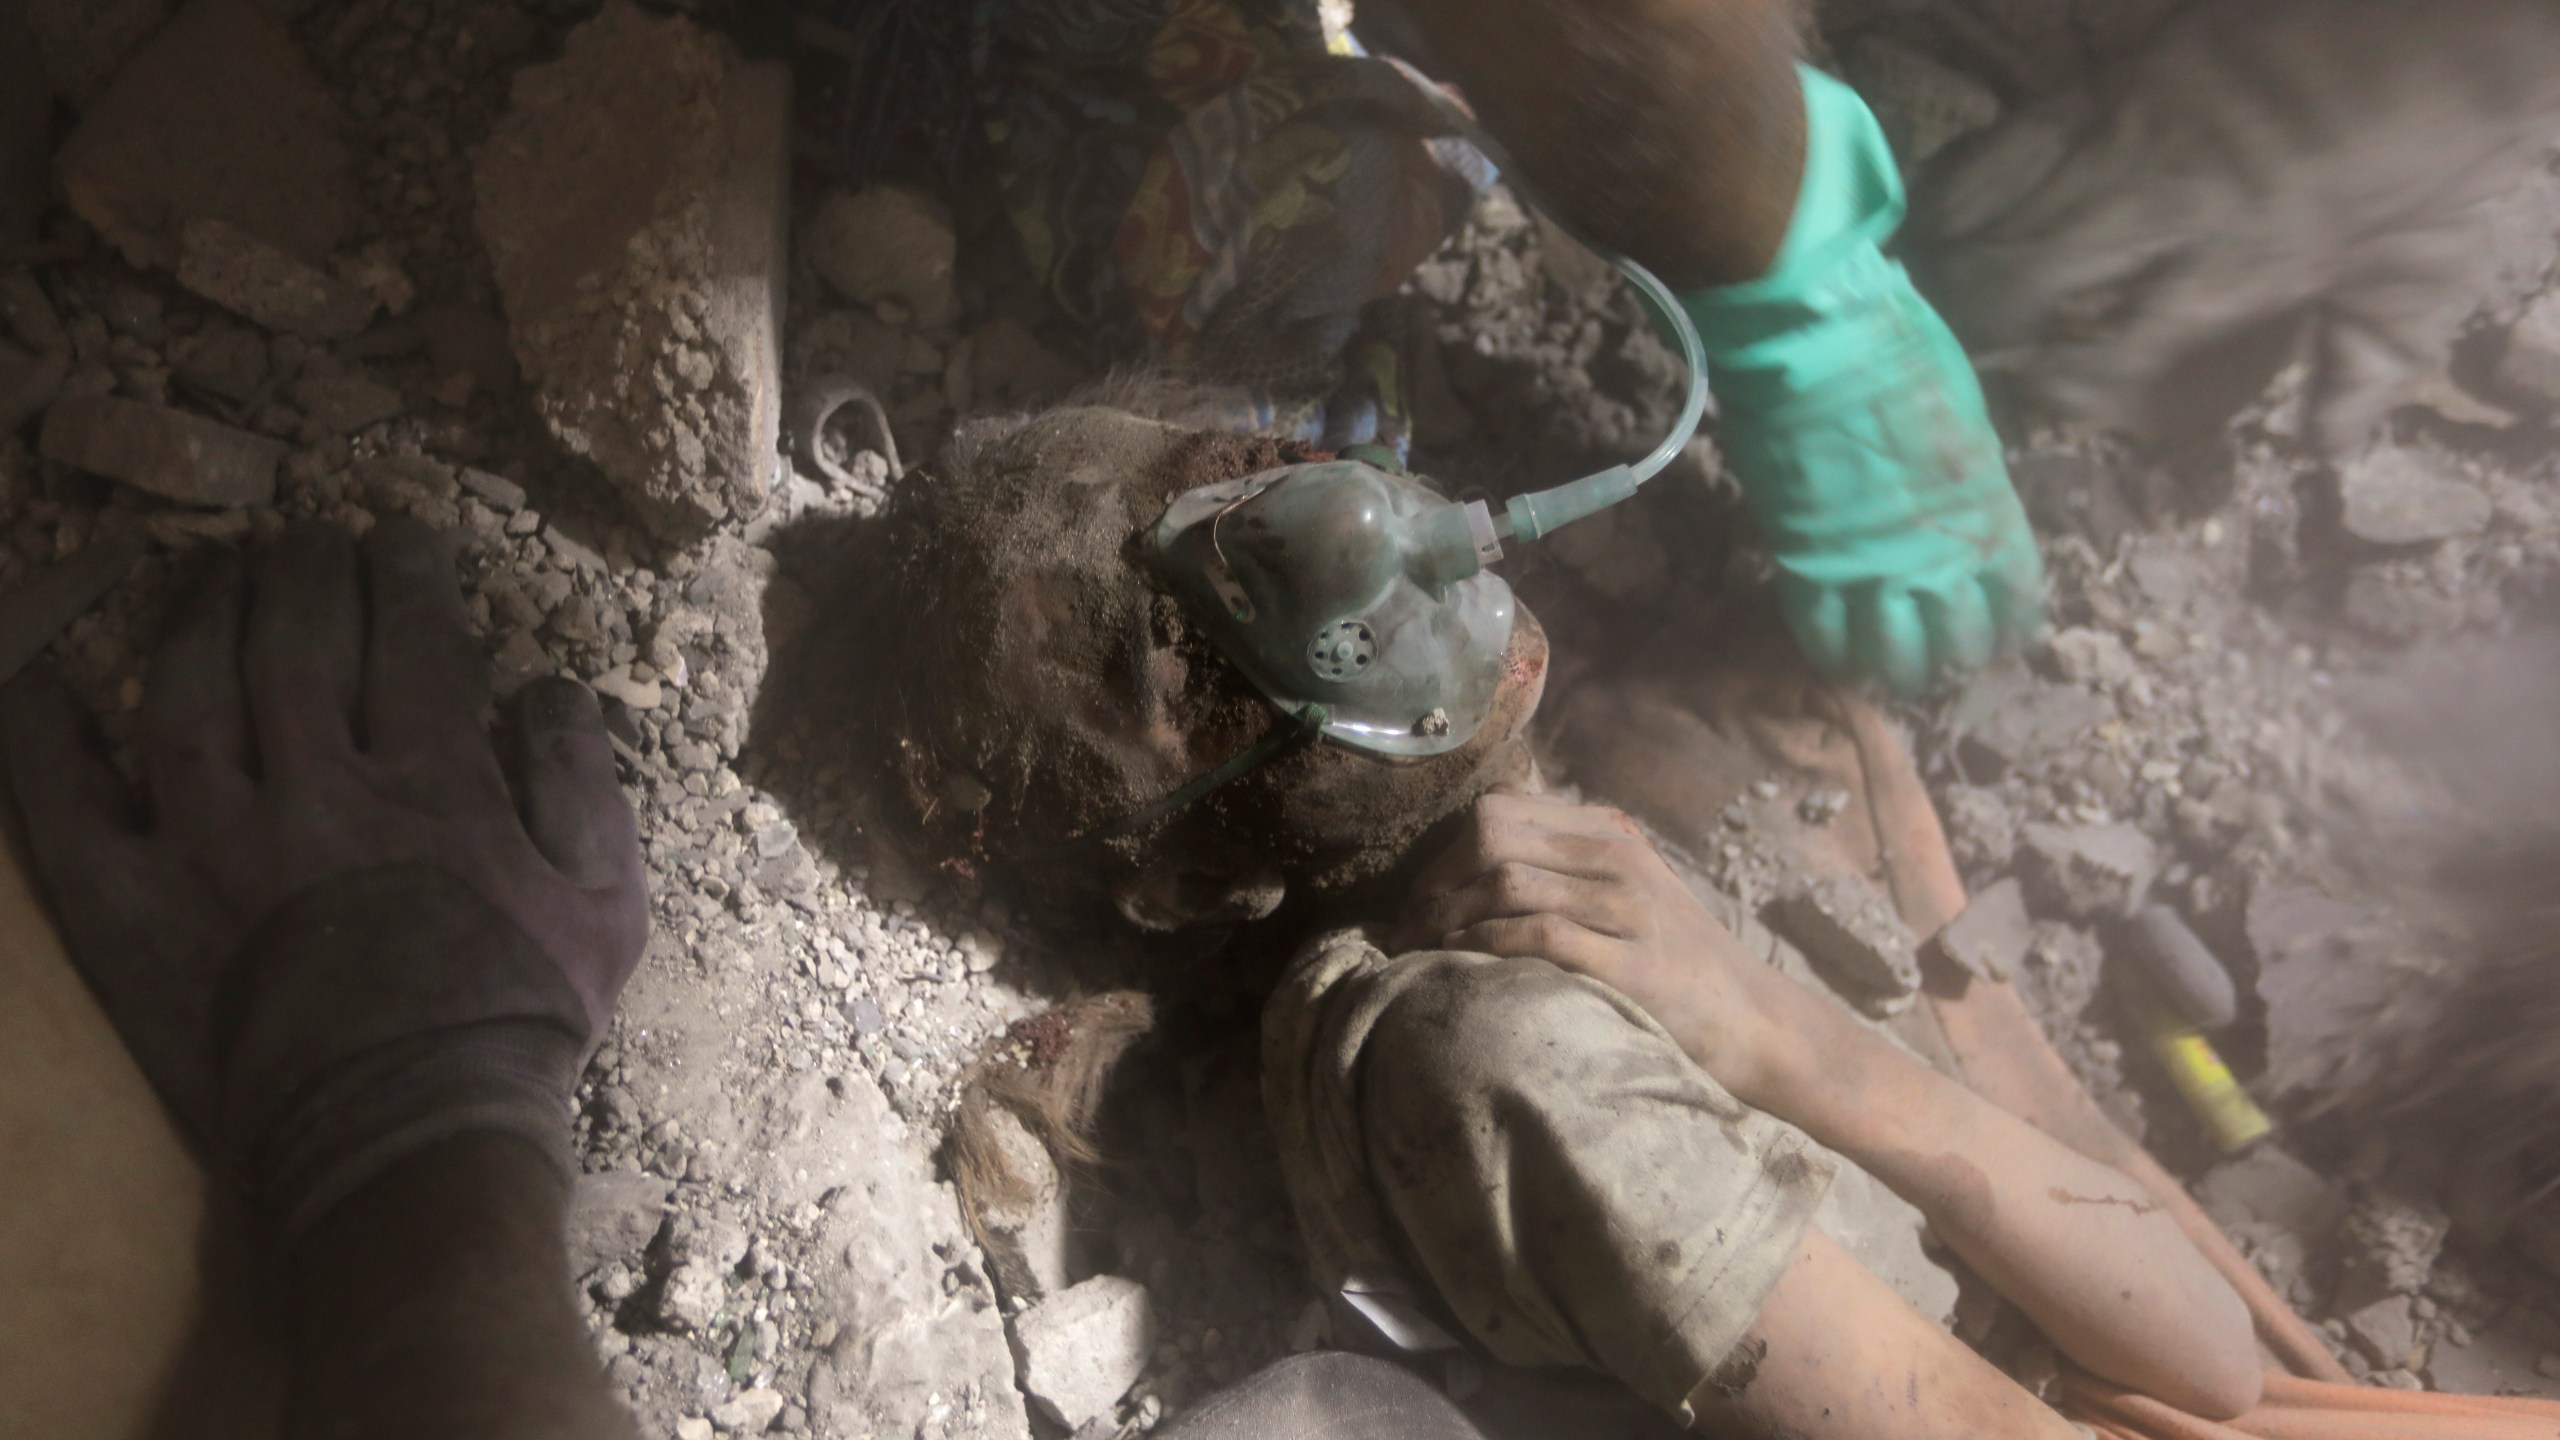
[0,0,2555,1428]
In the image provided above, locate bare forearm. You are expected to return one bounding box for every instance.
[1383,0,1807,287]
[1694,1231,2084,1439]
[1733,973,2262,1419]
[285,1134,636,1440]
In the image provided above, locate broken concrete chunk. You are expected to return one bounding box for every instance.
[474,1,787,535]
[969,1104,1069,1304]
[1958,681,2113,779]
[657,1258,727,1332]
[176,218,378,339]
[1940,783,2018,878]
[564,1170,671,1279]
[589,665,662,712]
[801,186,957,330]
[1765,874,1921,1006]
[40,394,281,505]
[2493,287,2560,407]
[1925,876,2032,982]
[1009,1275,1154,1431]
[711,1388,785,1433]
[2196,1147,2348,1240]
[289,371,403,434]
[2334,446,2492,546]
[2045,626,2140,690]
[457,466,527,512]
[2016,822,2157,922]
[2336,1192,2450,1311]
[354,454,460,511]
[168,320,270,404]
[2344,1295,2421,1371]
[332,245,414,318]
[55,0,352,271]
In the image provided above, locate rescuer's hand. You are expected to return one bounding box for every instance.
[0,519,647,1237]
[1398,791,1791,1106]
[1686,66,2044,694]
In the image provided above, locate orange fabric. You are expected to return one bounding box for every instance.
[2072,1373,2560,1440]
[1826,686,2558,1439]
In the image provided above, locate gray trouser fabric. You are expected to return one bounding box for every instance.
[1263,932,1836,1421]
[1157,1354,1487,1440]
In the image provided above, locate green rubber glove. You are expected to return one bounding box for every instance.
[1681,65,2043,694]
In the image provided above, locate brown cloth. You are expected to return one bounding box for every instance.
[1263,933,1833,1421]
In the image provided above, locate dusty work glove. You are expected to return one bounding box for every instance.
[1682,65,2043,695]
[1908,0,2560,457]
[0,520,648,1242]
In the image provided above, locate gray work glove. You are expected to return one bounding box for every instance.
[1908,0,2560,455]
[0,520,648,1241]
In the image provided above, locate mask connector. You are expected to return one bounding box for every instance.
[1497,465,1640,544]
[1411,497,1504,594]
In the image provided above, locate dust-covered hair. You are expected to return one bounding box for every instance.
[841,400,1534,921]
[847,407,1312,888]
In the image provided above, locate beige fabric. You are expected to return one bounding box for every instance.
[0,838,283,1439]
[1263,931,1834,1420]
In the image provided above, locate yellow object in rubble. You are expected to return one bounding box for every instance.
[2150,1028,2274,1154]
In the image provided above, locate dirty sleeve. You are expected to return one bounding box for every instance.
[1262,931,1835,1420]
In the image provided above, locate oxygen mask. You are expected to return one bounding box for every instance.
[1148,252,1708,758]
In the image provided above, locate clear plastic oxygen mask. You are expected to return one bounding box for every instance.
[1148,253,1708,758]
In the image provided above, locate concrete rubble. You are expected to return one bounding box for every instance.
[175,218,379,340]
[2196,1147,2348,1240]
[2334,445,2494,547]
[2491,286,2560,407]
[567,1170,674,1282]
[1766,874,1922,1009]
[2336,1192,2452,1312]
[39,393,281,505]
[0,0,2550,1428]
[2015,821,2158,922]
[55,0,353,272]
[474,1,787,536]
[1959,676,2116,780]
[1926,875,2032,982]
[1009,1275,1157,1431]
